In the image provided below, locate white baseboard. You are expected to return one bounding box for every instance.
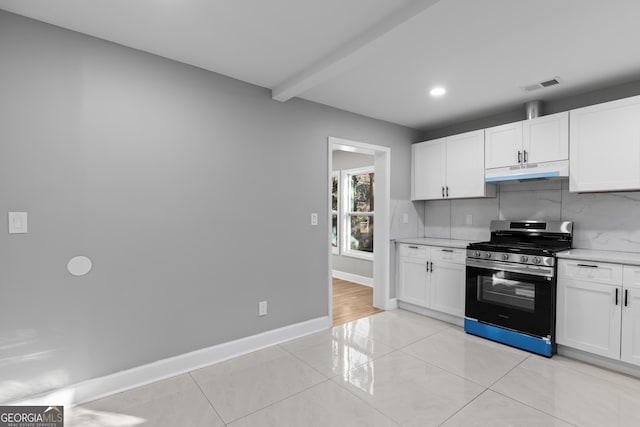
[332,270,373,287]
[11,316,329,407]
[557,345,640,379]
[398,301,464,327]
[383,298,398,310]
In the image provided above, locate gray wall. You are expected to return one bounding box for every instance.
[331,151,374,279]
[0,10,423,401]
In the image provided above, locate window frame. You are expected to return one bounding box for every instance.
[341,166,375,260]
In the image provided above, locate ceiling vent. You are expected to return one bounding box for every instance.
[523,77,561,92]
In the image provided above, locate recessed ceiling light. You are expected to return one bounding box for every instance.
[430,87,446,97]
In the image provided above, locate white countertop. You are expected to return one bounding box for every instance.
[557,249,640,266]
[393,237,472,249]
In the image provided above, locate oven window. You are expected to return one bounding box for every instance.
[477,274,535,312]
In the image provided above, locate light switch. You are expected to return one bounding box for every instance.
[465,214,473,225]
[311,213,318,226]
[8,212,28,234]
[402,213,409,224]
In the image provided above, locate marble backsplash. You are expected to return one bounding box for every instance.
[422,179,640,253]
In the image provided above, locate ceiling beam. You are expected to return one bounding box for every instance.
[271,0,441,102]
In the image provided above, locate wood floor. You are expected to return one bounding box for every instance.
[332,278,383,326]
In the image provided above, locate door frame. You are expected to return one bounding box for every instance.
[327,136,394,326]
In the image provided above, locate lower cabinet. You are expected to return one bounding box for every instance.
[557,260,640,366]
[397,244,465,317]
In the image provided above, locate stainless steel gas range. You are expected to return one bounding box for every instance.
[464,220,573,357]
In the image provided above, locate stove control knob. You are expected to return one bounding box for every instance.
[485,252,492,259]
[533,257,541,264]
[474,251,481,257]
[502,253,509,261]
[521,255,529,263]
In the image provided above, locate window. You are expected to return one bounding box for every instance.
[342,167,374,259]
[331,172,339,254]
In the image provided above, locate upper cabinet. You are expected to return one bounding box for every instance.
[570,95,640,193]
[485,112,569,178]
[523,112,569,164]
[485,121,523,169]
[411,130,495,201]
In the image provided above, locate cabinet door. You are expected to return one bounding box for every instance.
[485,122,523,169]
[621,266,640,366]
[523,111,569,164]
[570,95,640,192]
[446,130,486,198]
[412,139,446,200]
[398,256,429,307]
[430,260,465,317]
[556,278,621,359]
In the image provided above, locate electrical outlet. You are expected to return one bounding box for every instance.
[310,213,318,226]
[465,214,473,225]
[259,301,268,316]
[402,213,409,224]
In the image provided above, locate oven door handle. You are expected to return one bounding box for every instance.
[466,258,554,278]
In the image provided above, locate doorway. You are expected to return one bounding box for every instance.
[327,137,393,327]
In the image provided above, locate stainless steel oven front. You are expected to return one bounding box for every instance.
[465,257,556,350]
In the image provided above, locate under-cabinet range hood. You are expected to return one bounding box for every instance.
[485,101,569,183]
[485,159,569,182]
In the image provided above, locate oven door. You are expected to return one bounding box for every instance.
[465,258,555,338]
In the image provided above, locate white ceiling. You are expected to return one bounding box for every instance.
[2,0,640,130]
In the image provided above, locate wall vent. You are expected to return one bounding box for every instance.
[523,77,561,92]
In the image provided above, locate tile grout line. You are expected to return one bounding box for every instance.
[327,349,404,427]
[488,388,579,427]
[223,378,334,425]
[276,343,332,379]
[487,354,580,427]
[188,371,227,427]
[436,387,491,426]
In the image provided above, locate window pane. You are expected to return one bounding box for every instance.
[332,214,338,248]
[350,215,373,252]
[332,175,339,211]
[351,173,374,212]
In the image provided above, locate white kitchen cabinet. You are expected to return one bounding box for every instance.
[430,249,466,317]
[398,245,429,307]
[621,266,640,366]
[523,112,569,164]
[485,112,568,170]
[557,259,640,367]
[397,244,465,317]
[570,95,640,192]
[412,130,495,200]
[412,138,446,200]
[556,276,621,359]
[485,122,523,169]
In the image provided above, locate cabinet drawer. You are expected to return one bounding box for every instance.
[558,260,623,285]
[398,244,428,259]
[623,265,640,289]
[431,246,466,264]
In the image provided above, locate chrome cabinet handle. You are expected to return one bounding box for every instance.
[446,186,449,197]
[523,150,528,163]
[615,288,619,306]
[430,261,433,272]
[577,263,599,268]
[408,245,419,249]
[441,249,454,253]
[518,150,522,163]
[442,186,445,197]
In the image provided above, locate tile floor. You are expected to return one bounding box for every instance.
[67,309,640,426]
